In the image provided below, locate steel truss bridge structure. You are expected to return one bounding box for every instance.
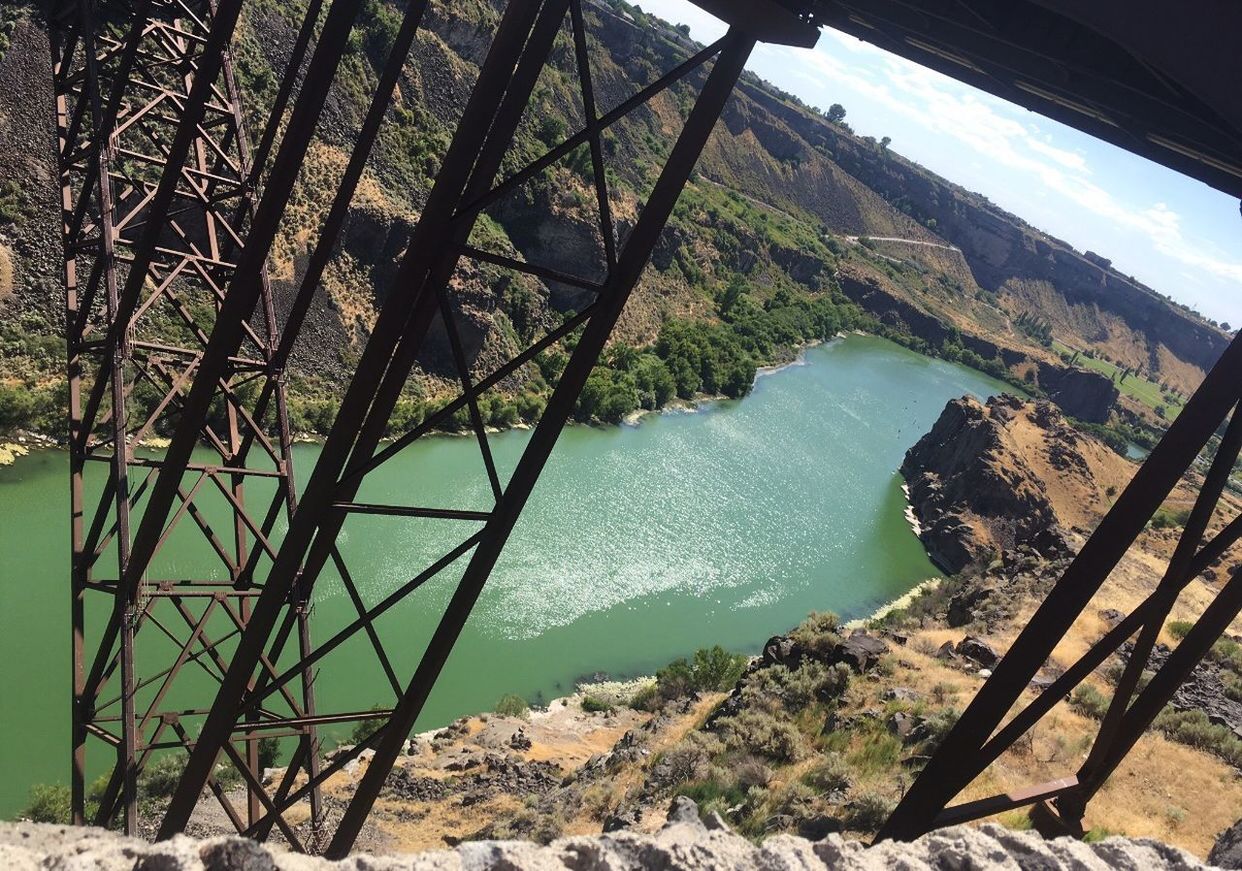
[44,0,1242,857]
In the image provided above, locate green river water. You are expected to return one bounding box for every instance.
[0,335,1011,817]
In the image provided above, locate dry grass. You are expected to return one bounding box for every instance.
[378,793,525,852]
[878,620,1242,859]
[0,243,12,302]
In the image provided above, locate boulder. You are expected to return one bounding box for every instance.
[832,632,889,673]
[947,582,998,628]
[666,795,703,827]
[1210,818,1242,869]
[887,712,920,742]
[1098,608,1125,628]
[199,840,276,871]
[603,804,642,832]
[798,815,843,840]
[762,634,801,667]
[956,636,1000,667]
[881,687,919,703]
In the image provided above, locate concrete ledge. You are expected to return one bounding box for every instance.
[0,817,1219,871]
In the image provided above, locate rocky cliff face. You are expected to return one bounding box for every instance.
[733,79,1231,391]
[902,395,1065,573]
[901,394,1135,574]
[0,0,1226,409]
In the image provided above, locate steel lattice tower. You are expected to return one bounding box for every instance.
[50,0,321,835]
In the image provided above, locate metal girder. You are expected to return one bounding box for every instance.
[151,0,767,851]
[50,0,324,836]
[880,331,1242,840]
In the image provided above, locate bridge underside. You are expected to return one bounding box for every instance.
[46,0,1242,855]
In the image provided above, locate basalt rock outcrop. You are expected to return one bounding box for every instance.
[902,394,1071,573]
[1036,362,1120,423]
[1121,638,1242,746]
[1213,817,1242,868]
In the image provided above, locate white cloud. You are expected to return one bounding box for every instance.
[791,38,1242,287]
[1027,138,1090,173]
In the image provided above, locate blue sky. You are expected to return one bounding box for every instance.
[637,0,1242,327]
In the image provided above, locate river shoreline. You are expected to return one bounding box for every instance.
[1,333,1016,817]
[0,337,857,466]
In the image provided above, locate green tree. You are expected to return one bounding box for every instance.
[633,355,676,410]
[575,368,639,423]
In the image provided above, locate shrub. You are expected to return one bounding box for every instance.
[1153,708,1242,767]
[790,611,842,659]
[1212,637,1242,672]
[916,708,960,754]
[629,683,661,711]
[676,772,745,815]
[656,646,747,700]
[930,682,955,705]
[734,755,772,790]
[843,790,894,832]
[213,760,244,790]
[20,784,72,823]
[495,693,530,718]
[692,646,749,692]
[749,661,850,711]
[257,736,281,769]
[772,781,819,824]
[719,709,804,762]
[477,807,566,844]
[658,735,721,786]
[1151,507,1191,529]
[346,706,388,746]
[803,752,851,793]
[0,383,37,431]
[655,658,696,699]
[1070,684,1111,720]
[1223,672,1242,703]
[575,367,639,423]
[581,694,614,714]
[140,753,186,799]
[1162,618,1192,641]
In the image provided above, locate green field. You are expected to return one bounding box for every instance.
[1051,341,1184,420]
